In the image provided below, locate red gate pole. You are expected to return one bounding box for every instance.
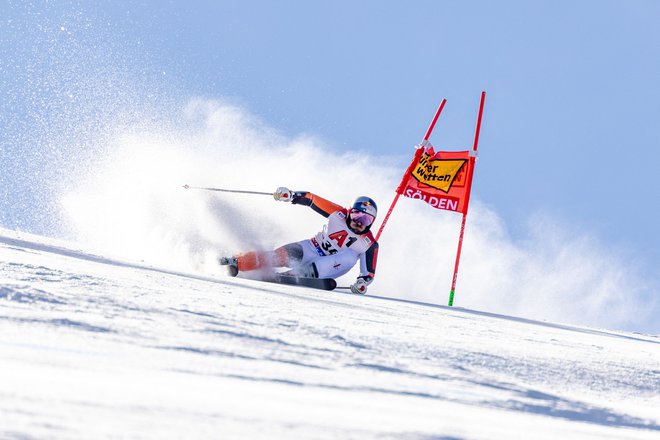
[375,99,447,241]
[448,91,486,306]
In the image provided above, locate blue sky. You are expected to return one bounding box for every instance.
[2,1,659,286]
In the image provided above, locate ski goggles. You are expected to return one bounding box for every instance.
[349,209,375,227]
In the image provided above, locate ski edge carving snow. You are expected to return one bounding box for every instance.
[266,275,337,291]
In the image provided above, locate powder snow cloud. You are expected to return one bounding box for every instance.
[59,99,659,334]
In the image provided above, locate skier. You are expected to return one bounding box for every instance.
[220,187,379,295]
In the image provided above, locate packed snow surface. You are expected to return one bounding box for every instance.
[1,227,658,439]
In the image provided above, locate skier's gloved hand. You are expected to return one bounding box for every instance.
[274,187,293,202]
[350,278,368,295]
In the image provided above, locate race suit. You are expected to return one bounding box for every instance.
[236,192,379,283]
[287,191,379,282]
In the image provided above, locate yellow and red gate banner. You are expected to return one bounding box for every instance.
[399,146,474,214]
[375,92,485,307]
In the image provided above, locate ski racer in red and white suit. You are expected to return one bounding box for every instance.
[226,187,379,295]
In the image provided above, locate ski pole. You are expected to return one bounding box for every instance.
[182,184,273,196]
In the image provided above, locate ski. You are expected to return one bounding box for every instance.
[266,274,337,291]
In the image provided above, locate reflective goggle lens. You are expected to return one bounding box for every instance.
[349,209,374,227]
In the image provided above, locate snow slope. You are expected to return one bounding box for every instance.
[1,227,658,439]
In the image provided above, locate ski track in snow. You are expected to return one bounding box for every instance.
[0,229,658,439]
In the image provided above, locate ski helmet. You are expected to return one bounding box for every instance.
[351,196,378,218]
[347,196,378,233]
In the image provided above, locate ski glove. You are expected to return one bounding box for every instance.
[274,187,293,202]
[350,278,368,295]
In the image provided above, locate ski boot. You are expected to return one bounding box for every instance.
[219,256,239,277]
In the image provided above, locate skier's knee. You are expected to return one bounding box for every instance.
[282,243,304,263]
